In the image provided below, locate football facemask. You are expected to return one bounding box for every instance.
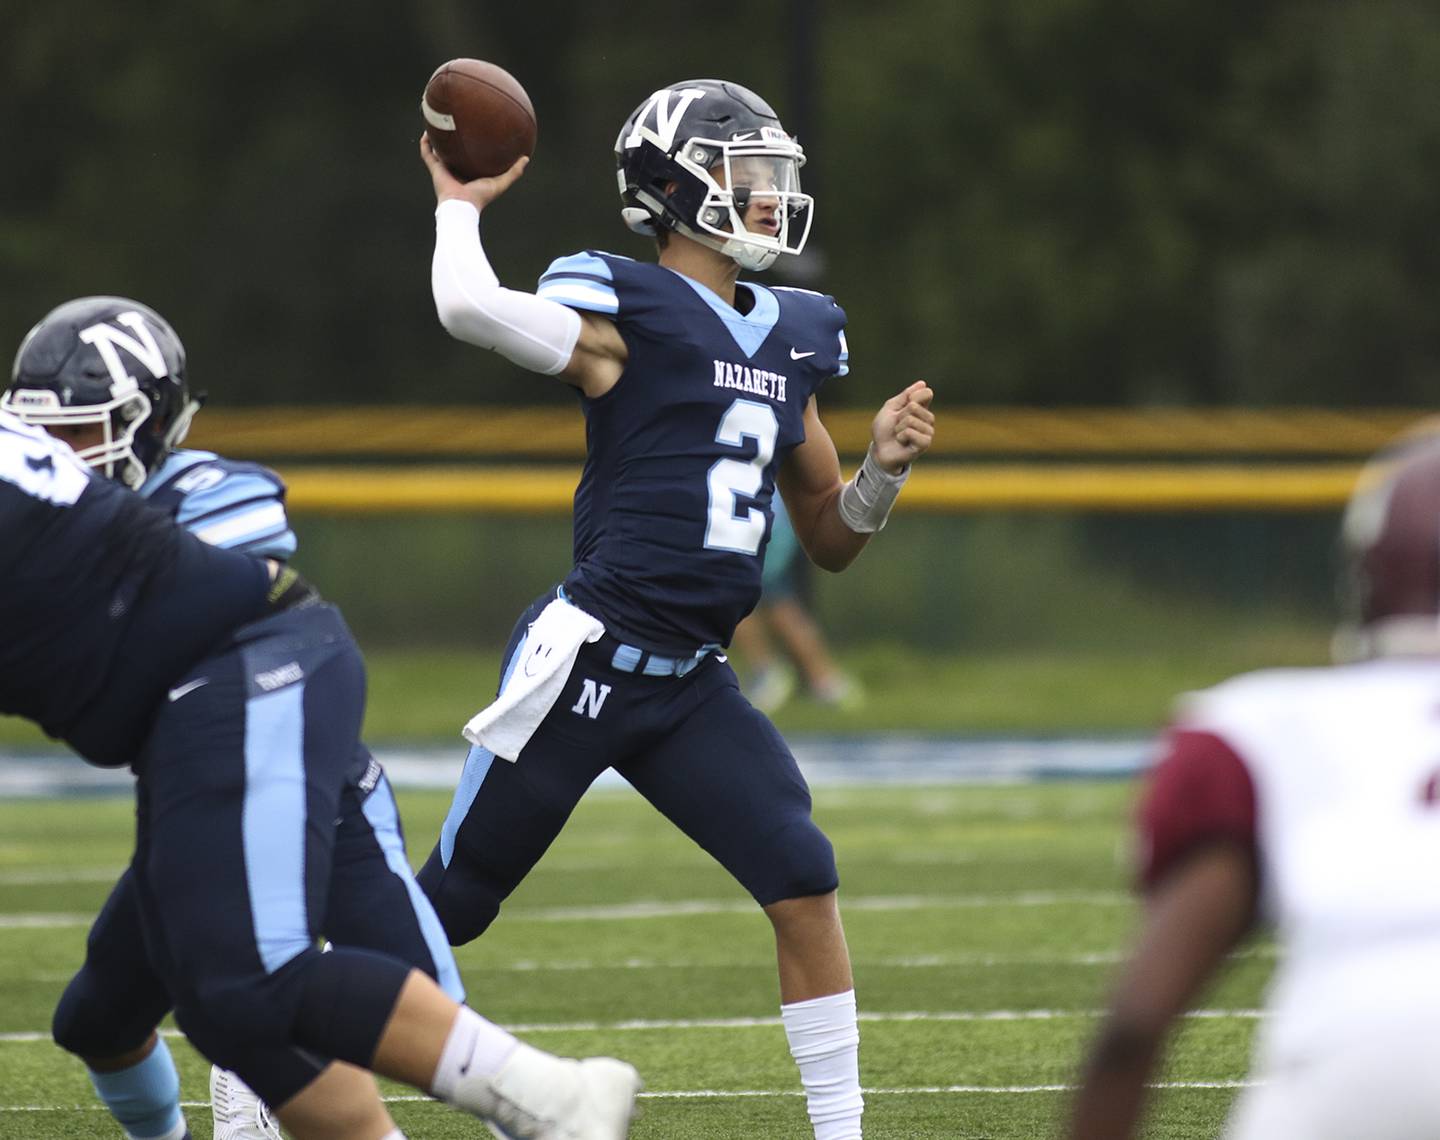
[616,79,815,272]
[681,139,813,271]
[0,384,154,488]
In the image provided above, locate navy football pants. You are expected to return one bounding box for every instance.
[418,593,839,946]
[54,604,461,1108]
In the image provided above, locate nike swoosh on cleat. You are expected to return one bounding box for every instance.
[167,678,210,702]
[789,348,816,360]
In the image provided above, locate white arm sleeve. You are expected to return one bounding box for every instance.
[431,199,583,375]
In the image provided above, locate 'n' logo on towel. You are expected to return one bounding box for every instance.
[571,678,612,720]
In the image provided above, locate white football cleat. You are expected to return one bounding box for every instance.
[469,1043,642,1140]
[210,1065,283,1140]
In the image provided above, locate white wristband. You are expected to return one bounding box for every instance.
[837,447,909,533]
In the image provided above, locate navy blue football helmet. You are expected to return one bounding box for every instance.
[615,79,813,272]
[4,296,201,489]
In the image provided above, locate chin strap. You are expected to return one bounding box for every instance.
[620,208,782,272]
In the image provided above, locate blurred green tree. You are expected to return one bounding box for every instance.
[4,0,1440,408]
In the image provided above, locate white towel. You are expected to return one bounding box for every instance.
[462,596,606,761]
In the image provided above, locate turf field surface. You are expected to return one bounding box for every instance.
[0,782,1265,1138]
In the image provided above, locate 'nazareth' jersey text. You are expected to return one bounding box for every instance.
[713,359,788,402]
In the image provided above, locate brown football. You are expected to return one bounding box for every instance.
[421,59,537,181]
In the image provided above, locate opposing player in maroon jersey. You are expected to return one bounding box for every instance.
[1069,428,1440,1140]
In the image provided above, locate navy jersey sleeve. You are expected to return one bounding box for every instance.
[773,285,849,381]
[537,251,623,315]
[144,452,297,560]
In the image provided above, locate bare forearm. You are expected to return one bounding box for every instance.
[798,489,872,571]
[1067,1020,1165,1140]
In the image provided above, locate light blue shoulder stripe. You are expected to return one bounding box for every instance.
[174,472,296,558]
[538,252,619,314]
[674,275,781,358]
[139,449,218,493]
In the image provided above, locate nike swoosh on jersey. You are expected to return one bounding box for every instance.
[790,348,816,360]
[167,678,210,702]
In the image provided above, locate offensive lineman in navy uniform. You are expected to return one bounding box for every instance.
[1,303,641,1138]
[7,296,452,1139]
[419,79,935,1139]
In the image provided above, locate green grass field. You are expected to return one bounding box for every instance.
[0,781,1267,1138]
[0,629,1334,751]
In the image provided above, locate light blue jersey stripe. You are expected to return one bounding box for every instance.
[361,775,465,1001]
[141,449,218,490]
[439,631,529,866]
[674,274,781,358]
[538,251,619,314]
[243,684,310,973]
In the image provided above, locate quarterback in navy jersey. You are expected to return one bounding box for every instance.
[4,299,641,1140]
[421,78,934,1139]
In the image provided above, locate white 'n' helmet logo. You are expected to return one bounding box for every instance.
[624,86,707,151]
[77,312,169,392]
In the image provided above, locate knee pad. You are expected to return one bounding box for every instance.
[752,818,839,906]
[291,947,412,1067]
[176,1006,327,1111]
[53,964,169,1059]
[174,946,324,1054]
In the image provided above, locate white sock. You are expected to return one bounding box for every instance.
[782,990,863,1140]
[430,1006,521,1101]
[380,1131,406,1140]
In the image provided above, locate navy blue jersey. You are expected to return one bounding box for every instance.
[537,252,849,652]
[0,415,270,766]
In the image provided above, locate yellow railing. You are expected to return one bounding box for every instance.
[189,406,1435,458]
[273,462,1362,514]
[184,407,1434,513]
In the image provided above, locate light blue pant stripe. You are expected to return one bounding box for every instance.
[440,631,528,867]
[361,774,466,1001]
[243,684,310,973]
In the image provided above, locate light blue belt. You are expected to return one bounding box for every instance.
[608,642,718,678]
[556,585,717,678]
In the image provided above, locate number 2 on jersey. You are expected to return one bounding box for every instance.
[705,398,777,555]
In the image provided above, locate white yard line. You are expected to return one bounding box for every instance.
[0,891,1131,932]
[0,1078,1262,1112]
[0,868,124,886]
[0,1008,1265,1044]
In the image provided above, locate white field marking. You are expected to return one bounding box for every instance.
[0,914,90,929]
[464,946,1277,972]
[502,891,1130,922]
[0,1008,1268,1045]
[0,868,123,886]
[0,892,1129,932]
[0,1079,1264,1111]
